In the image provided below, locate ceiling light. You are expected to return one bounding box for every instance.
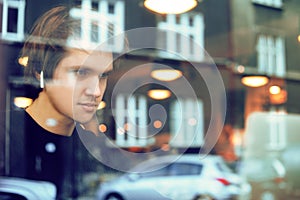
[148,89,171,100]
[241,75,269,87]
[14,97,33,108]
[18,56,28,67]
[269,85,281,95]
[144,0,198,14]
[151,69,182,81]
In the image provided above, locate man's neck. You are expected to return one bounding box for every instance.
[25,91,75,136]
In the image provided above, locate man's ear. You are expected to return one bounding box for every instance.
[35,71,44,88]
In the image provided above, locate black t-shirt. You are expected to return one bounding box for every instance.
[24,111,75,199]
[9,109,88,200]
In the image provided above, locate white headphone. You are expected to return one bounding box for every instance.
[40,71,44,88]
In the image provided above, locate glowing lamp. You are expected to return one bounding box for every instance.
[148,89,171,100]
[14,97,33,108]
[144,0,198,14]
[241,75,269,87]
[151,69,182,81]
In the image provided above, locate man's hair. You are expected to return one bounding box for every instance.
[20,6,76,86]
[20,5,124,86]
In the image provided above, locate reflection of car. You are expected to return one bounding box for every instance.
[96,154,251,200]
[240,157,286,200]
[241,112,300,200]
[0,176,56,200]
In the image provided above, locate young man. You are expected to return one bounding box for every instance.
[14,6,115,199]
[22,6,113,136]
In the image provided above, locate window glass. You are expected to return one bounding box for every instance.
[7,7,17,33]
[141,166,170,177]
[2,1,300,200]
[169,163,202,176]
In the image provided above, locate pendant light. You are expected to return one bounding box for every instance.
[148,89,171,100]
[241,75,269,87]
[144,0,198,14]
[151,69,182,81]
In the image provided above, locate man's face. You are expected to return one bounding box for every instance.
[45,49,113,124]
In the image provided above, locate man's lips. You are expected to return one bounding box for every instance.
[78,102,99,112]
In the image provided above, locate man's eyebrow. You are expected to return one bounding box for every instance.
[67,65,88,70]
[67,65,114,74]
[69,65,111,70]
[100,69,113,77]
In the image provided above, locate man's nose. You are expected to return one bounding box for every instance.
[85,77,102,98]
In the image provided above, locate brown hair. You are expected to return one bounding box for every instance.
[20,6,78,86]
[21,5,128,87]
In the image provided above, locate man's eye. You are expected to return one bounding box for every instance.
[76,69,89,76]
[98,71,111,79]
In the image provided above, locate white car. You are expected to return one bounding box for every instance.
[96,154,251,200]
[0,176,56,200]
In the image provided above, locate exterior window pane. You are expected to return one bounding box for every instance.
[189,16,194,26]
[91,21,99,42]
[92,1,99,10]
[256,34,286,77]
[108,3,114,14]
[157,13,205,62]
[7,7,17,33]
[69,0,125,52]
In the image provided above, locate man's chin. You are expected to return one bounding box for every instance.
[74,113,96,123]
[76,116,99,134]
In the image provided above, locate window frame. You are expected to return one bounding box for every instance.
[256,33,286,77]
[1,0,25,41]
